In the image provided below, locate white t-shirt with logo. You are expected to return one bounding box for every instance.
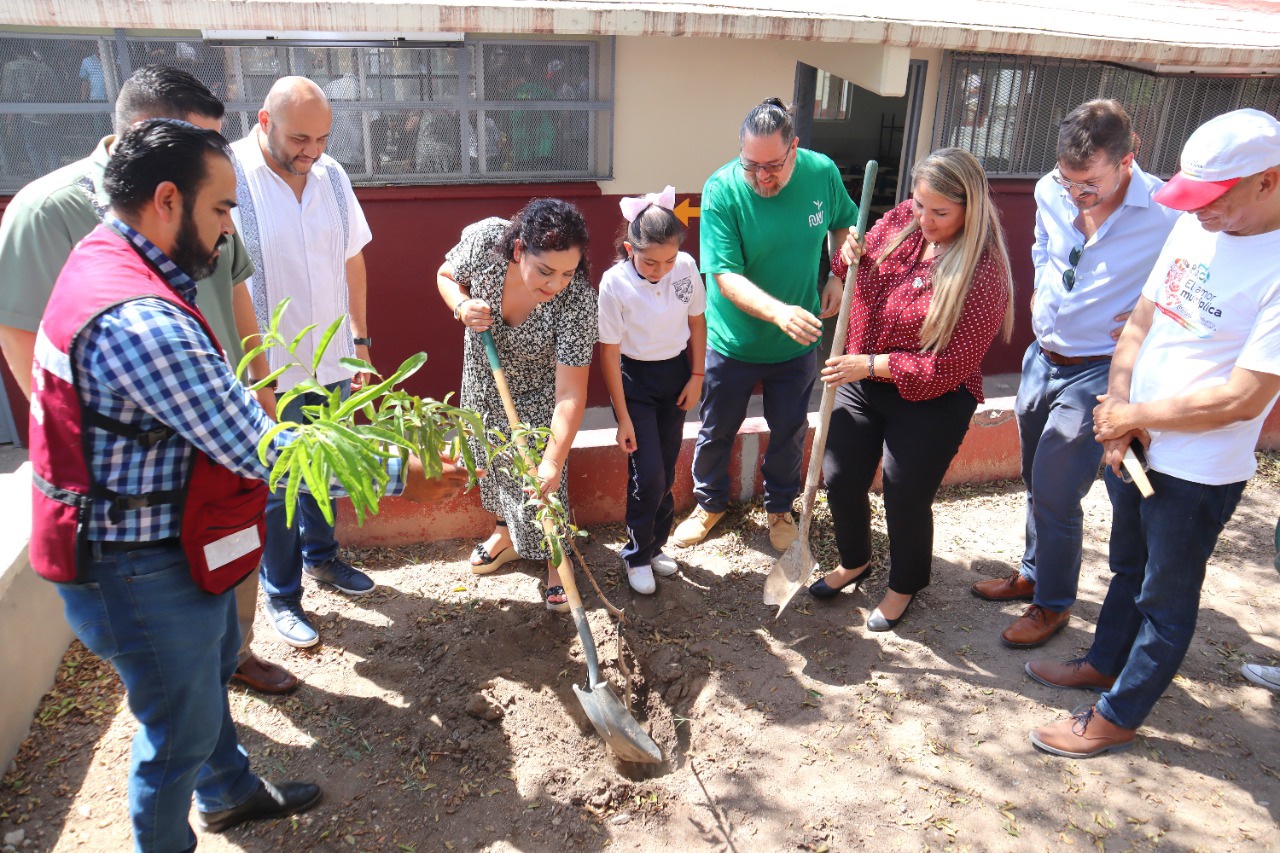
[1131,214,1280,485]
[597,251,705,361]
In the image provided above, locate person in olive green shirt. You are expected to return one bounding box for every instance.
[0,64,297,697]
[672,98,857,552]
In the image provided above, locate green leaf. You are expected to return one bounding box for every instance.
[288,323,319,355]
[235,342,269,380]
[312,315,348,373]
[247,364,289,391]
[257,421,295,466]
[339,357,377,374]
[268,297,293,337]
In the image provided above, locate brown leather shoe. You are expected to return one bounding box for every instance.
[1025,657,1116,692]
[1001,604,1070,649]
[232,653,300,695]
[1029,704,1135,758]
[971,571,1035,601]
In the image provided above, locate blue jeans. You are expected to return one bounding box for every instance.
[618,353,690,567]
[692,347,817,514]
[1086,469,1244,730]
[1015,342,1110,611]
[57,544,260,852]
[260,380,350,606]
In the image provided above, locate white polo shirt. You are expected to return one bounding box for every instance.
[598,252,705,361]
[1132,214,1280,485]
[230,127,373,389]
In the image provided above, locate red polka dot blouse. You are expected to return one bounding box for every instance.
[841,199,1009,403]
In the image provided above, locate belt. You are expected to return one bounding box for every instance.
[94,537,181,554]
[1040,346,1111,367]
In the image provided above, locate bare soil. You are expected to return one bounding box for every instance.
[4,462,1280,852]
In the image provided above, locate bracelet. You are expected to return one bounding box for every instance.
[866,353,876,379]
[453,298,469,320]
[252,378,278,390]
[691,372,704,377]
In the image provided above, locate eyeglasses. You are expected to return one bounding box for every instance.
[1062,244,1085,291]
[739,149,791,175]
[1050,160,1121,199]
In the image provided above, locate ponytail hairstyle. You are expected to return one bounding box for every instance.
[876,147,1014,352]
[740,97,796,145]
[496,197,591,277]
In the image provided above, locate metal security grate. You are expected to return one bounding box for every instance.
[935,52,1280,178]
[0,32,613,192]
[0,35,117,183]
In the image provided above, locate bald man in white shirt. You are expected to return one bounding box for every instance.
[231,76,376,650]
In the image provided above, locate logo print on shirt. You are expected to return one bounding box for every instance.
[1154,257,1218,338]
[808,200,825,228]
[672,276,693,304]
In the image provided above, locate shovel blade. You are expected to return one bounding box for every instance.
[763,539,818,616]
[573,682,663,764]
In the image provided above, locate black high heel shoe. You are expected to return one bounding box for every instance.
[867,595,915,632]
[808,564,871,600]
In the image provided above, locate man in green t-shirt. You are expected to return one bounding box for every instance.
[0,64,297,697]
[672,98,857,551]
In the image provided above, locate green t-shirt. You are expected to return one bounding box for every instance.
[699,148,858,363]
[0,138,254,366]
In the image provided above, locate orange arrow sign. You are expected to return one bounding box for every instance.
[674,197,700,226]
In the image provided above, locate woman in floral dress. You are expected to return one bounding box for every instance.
[436,198,597,611]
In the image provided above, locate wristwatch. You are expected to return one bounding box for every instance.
[353,336,373,348]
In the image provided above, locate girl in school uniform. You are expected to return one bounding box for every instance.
[598,187,707,594]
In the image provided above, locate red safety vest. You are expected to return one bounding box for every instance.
[29,225,266,593]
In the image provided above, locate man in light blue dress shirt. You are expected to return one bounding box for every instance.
[972,100,1180,648]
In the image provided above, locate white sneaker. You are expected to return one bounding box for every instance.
[651,552,680,577]
[1242,663,1280,692]
[627,565,656,594]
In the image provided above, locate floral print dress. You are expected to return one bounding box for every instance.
[446,218,598,560]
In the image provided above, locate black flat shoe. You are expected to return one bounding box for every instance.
[867,595,915,632]
[808,565,871,600]
[197,780,322,833]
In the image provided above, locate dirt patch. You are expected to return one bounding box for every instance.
[4,465,1280,851]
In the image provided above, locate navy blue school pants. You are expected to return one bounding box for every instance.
[618,353,691,568]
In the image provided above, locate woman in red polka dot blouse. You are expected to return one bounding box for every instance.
[808,148,1014,632]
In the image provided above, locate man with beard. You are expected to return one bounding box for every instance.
[972,100,1180,649]
[0,64,298,696]
[230,76,376,649]
[28,119,468,848]
[672,98,856,550]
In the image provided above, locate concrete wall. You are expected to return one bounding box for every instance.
[601,37,908,196]
[0,459,72,770]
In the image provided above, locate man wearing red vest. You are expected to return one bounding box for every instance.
[29,119,466,850]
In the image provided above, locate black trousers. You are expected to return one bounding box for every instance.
[618,353,690,568]
[824,379,977,595]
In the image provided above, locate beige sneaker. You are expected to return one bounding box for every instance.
[768,512,798,551]
[671,506,725,547]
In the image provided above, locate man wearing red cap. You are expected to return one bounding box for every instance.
[1027,108,1280,758]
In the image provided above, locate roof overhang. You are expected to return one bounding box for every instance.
[4,0,1279,71]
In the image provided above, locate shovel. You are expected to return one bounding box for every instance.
[764,160,878,616]
[478,330,663,764]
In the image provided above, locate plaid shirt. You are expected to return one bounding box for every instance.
[76,219,398,541]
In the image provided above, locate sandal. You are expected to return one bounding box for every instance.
[545,585,570,613]
[470,542,521,575]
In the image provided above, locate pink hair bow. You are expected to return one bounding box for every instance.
[619,185,676,222]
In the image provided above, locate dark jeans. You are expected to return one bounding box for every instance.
[692,347,818,514]
[1015,342,1110,611]
[618,353,690,568]
[824,380,976,595]
[57,543,260,851]
[1087,469,1244,730]
[259,379,350,606]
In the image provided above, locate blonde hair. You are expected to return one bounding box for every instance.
[875,148,1014,352]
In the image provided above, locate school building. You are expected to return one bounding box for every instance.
[1,1,1279,442]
